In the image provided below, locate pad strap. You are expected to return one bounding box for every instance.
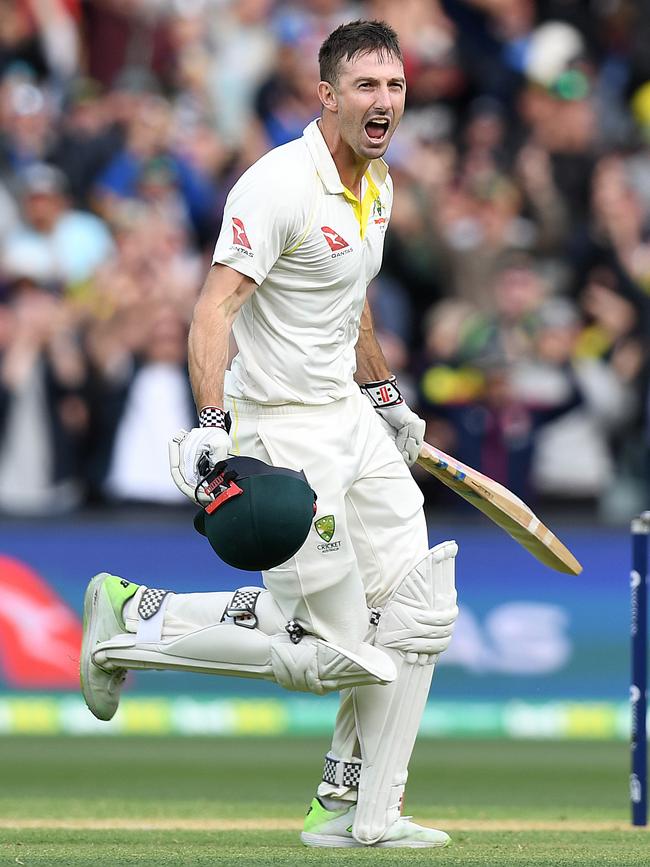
[322,754,362,788]
[221,587,261,629]
[136,587,172,643]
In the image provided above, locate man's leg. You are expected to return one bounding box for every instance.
[306,402,458,847]
[352,540,458,843]
[304,543,458,848]
[80,577,396,721]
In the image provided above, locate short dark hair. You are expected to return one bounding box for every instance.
[319,20,403,86]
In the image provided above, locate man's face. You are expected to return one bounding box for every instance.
[23,191,64,232]
[328,51,406,160]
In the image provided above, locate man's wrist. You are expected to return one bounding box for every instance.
[198,405,232,432]
[359,377,404,409]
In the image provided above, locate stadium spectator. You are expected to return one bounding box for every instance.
[2,162,114,288]
[253,20,321,149]
[0,277,87,514]
[0,0,80,85]
[420,345,583,504]
[48,77,122,209]
[93,93,219,245]
[0,75,55,177]
[202,0,277,147]
[87,299,195,505]
[512,296,638,505]
[1,164,113,287]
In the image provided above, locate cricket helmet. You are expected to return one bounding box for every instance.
[193,456,317,571]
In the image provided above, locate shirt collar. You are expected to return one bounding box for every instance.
[303,119,389,194]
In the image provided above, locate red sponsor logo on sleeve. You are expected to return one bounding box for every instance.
[232,217,252,249]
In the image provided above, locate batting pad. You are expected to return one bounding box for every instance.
[352,541,458,844]
[93,586,396,695]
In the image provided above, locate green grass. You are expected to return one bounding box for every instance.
[0,736,647,866]
[2,830,649,867]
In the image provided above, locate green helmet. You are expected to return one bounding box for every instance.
[193,456,317,571]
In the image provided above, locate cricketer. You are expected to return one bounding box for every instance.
[81,19,459,849]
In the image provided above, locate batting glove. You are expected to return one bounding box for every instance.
[169,406,232,504]
[360,377,425,468]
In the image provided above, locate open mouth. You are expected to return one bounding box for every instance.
[364,117,390,143]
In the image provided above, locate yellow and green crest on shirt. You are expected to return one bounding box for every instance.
[314,515,335,543]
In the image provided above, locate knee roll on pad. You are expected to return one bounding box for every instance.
[375,540,459,659]
[223,586,397,693]
[271,635,396,694]
[223,586,397,694]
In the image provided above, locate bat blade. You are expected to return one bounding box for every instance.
[417,442,582,575]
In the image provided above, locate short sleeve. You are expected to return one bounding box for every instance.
[212,156,304,285]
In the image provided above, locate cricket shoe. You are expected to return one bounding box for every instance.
[300,798,450,848]
[80,573,138,721]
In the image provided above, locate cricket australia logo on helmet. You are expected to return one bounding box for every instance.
[321,226,351,256]
[231,217,252,253]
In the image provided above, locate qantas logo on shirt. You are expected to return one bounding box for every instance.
[321,226,350,253]
[232,217,252,250]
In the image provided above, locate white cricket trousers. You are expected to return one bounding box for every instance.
[224,387,429,644]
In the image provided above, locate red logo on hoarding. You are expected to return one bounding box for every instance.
[321,226,349,252]
[0,555,83,688]
[232,217,251,249]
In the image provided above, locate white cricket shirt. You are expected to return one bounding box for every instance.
[212,119,392,404]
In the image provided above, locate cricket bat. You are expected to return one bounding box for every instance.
[417,442,583,575]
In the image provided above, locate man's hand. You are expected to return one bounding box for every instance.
[376,402,426,467]
[360,378,425,467]
[169,422,231,504]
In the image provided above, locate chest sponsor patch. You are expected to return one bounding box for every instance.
[321,226,350,253]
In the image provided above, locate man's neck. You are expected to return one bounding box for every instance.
[317,117,369,200]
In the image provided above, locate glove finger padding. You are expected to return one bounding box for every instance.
[379,404,425,468]
[169,427,232,504]
[394,415,425,467]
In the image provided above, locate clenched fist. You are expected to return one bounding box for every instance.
[169,425,231,504]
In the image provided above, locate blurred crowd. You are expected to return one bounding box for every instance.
[0,0,648,522]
